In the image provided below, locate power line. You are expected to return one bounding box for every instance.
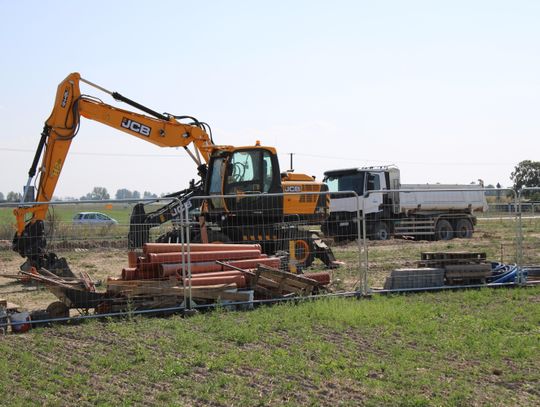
[0,147,189,158]
[0,147,515,166]
[281,153,514,166]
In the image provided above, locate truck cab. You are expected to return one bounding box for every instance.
[323,166,399,240]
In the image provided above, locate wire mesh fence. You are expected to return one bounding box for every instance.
[347,187,537,291]
[0,185,538,331]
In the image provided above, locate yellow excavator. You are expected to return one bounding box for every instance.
[13,73,336,276]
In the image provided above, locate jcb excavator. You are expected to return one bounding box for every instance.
[12,72,336,276]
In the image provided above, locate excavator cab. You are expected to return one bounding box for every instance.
[205,146,283,220]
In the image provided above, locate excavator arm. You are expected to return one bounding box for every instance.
[13,72,215,270]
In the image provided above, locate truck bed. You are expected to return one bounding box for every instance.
[399,184,487,213]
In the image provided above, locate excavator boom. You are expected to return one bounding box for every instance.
[13,72,215,269]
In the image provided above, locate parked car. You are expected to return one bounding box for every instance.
[72,212,118,225]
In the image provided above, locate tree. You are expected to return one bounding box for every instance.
[0,192,4,201]
[510,160,540,192]
[115,188,133,200]
[6,191,22,202]
[81,187,110,200]
[143,191,157,199]
[132,190,141,199]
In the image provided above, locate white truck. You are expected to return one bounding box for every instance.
[322,166,487,241]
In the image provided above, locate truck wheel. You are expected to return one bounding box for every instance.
[434,219,453,240]
[372,222,390,241]
[455,219,473,239]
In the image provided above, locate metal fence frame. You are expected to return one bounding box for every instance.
[0,185,537,327]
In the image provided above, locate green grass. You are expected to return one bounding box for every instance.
[0,203,133,226]
[0,287,538,406]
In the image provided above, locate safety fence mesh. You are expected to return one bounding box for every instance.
[0,186,537,330]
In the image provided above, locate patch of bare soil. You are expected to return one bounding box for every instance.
[0,248,128,311]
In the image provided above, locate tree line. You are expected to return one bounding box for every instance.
[0,188,160,202]
[79,188,160,201]
[1,161,539,202]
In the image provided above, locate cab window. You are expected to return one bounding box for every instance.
[209,156,226,209]
[262,151,273,192]
[225,150,270,194]
[367,173,380,191]
[325,173,364,195]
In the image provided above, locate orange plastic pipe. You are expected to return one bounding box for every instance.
[161,262,223,277]
[187,270,243,279]
[147,249,262,264]
[121,268,138,280]
[225,257,281,270]
[143,243,262,255]
[159,257,280,276]
[302,272,331,285]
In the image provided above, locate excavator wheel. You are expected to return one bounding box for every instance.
[292,238,315,269]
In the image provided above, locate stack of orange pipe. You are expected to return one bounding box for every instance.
[122,243,281,288]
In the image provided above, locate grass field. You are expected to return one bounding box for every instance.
[0,204,538,405]
[0,202,134,226]
[0,287,538,406]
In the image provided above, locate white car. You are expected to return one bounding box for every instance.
[72,212,118,225]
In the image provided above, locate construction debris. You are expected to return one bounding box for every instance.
[384,251,515,290]
[102,243,331,312]
[0,242,332,328]
[247,264,324,298]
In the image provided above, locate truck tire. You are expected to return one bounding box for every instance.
[434,219,453,241]
[372,222,390,241]
[454,218,473,239]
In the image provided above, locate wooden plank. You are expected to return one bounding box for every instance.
[127,284,250,302]
[106,278,177,294]
[216,261,257,277]
[256,272,312,295]
[257,264,321,287]
[258,271,314,290]
[79,271,96,292]
[19,271,83,291]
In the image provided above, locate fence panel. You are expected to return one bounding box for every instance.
[0,185,535,325]
[0,191,364,322]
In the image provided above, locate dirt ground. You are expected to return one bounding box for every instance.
[0,248,128,313]
[1,217,534,314]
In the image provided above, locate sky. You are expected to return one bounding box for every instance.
[0,0,538,198]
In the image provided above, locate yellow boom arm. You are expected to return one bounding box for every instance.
[14,72,215,236]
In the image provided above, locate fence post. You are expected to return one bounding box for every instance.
[515,190,524,285]
[361,193,369,295]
